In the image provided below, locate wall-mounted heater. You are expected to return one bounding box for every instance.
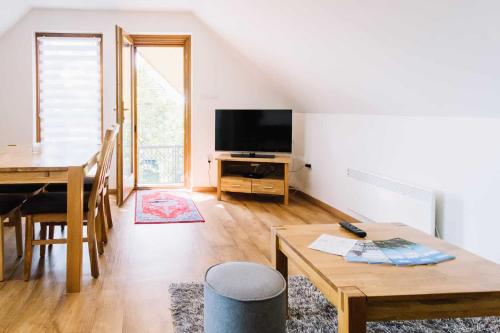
[347,168,436,236]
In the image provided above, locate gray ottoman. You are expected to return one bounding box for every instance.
[204,261,287,333]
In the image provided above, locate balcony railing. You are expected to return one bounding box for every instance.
[138,144,184,185]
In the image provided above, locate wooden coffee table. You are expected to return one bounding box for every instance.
[271,223,500,333]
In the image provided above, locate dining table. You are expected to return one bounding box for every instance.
[0,143,100,293]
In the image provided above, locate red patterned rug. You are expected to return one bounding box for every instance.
[135,190,205,224]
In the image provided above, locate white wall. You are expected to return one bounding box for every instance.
[292,113,500,263]
[0,8,292,187]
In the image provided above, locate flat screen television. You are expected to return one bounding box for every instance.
[215,109,292,155]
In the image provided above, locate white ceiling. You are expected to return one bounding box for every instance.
[2,0,500,116]
[0,0,197,34]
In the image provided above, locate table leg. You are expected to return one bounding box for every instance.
[0,217,4,281]
[217,160,222,201]
[337,286,367,333]
[11,209,23,257]
[271,229,288,315]
[283,163,289,205]
[66,166,84,293]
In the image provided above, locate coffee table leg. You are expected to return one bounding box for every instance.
[337,287,367,333]
[271,231,288,315]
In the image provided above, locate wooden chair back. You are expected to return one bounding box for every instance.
[88,125,119,212]
[102,125,119,184]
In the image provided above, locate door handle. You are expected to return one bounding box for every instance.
[263,186,274,189]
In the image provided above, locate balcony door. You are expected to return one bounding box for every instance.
[132,36,191,188]
[116,31,191,199]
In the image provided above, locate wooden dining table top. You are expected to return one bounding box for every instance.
[0,143,100,172]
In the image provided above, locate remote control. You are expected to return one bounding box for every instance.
[339,221,367,238]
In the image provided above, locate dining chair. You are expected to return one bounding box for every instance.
[96,126,119,247]
[44,126,118,237]
[0,194,26,281]
[21,125,119,281]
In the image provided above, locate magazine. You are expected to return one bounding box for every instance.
[373,238,455,266]
[308,234,455,266]
[344,241,392,264]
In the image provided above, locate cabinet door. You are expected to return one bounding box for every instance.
[221,177,252,193]
[252,179,285,195]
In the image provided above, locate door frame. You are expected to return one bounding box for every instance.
[130,34,192,189]
[115,26,136,206]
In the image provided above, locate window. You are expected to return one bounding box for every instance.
[36,33,103,144]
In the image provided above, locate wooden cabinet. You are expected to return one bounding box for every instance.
[216,154,290,205]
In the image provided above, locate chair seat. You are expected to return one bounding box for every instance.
[0,184,44,194]
[45,176,94,192]
[21,192,91,215]
[0,194,26,215]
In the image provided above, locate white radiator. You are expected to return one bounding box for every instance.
[347,168,436,235]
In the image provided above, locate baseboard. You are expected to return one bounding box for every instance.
[192,186,217,192]
[108,187,216,194]
[296,191,360,224]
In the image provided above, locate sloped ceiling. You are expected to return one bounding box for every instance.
[195,0,500,116]
[2,0,500,116]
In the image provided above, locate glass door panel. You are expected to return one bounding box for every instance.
[136,46,185,186]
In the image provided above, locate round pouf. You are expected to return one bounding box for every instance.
[204,261,287,333]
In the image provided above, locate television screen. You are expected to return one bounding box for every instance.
[215,109,292,153]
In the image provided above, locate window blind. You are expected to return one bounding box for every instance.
[37,35,102,144]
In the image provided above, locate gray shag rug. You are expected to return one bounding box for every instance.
[169,276,500,333]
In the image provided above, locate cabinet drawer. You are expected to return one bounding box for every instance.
[221,177,252,193]
[252,179,284,195]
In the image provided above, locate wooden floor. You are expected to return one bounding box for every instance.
[0,191,343,332]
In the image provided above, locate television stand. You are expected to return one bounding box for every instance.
[216,154,290,205]
[230,152,275,158]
